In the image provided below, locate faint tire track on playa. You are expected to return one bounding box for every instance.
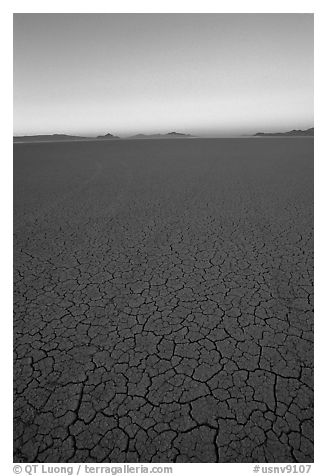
[14,145,133,233]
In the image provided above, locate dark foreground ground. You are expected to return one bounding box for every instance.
[14,138,313,463]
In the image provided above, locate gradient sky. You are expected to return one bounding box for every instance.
[13,13,313,136]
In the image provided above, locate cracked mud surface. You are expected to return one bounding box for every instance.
[14,138,313,463]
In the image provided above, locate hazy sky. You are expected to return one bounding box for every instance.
[13,14,313,136]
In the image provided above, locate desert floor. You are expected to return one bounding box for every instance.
[14,138,313,462]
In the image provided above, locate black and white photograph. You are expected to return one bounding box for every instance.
[11,6,316,468]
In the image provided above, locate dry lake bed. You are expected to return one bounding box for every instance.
[14,138,313,463]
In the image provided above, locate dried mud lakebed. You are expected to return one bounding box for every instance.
[14,138,313,462]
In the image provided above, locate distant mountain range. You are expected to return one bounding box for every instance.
[254,128,314,137]
[14,131,193,142]
[14,129,313,143]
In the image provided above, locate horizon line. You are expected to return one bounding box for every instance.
[13,126,314,139]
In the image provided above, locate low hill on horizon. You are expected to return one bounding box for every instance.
[96,133,120,140]
[254,128,314,137]
[14,133,121,143]
[14,134,90,143]
[128,132,194,139]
